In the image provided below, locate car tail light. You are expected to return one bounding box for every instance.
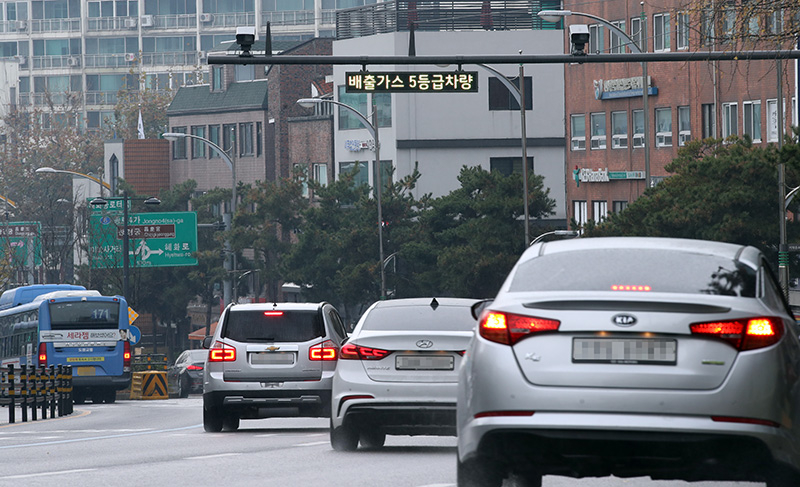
[475,410,535,419]
[38,342,47,366]
[123,341,131,371]
[186,364,203,370]
[690,317,783,351]
[263,311,284,317]
[339,343,392,360]
[310,339,338,361]
[479,311,560,345]
[711,416,781,428]
[208,341,236,362]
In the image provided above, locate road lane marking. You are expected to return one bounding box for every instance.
[295,441,329,447]
[2,468,96,479]
[0,424,202,450]
[184,453,241,460]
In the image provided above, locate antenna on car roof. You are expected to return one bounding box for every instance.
[430,298,439,310]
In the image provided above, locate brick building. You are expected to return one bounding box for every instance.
[562,0,798,228]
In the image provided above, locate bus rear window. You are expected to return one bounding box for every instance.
[48,302,121,329]
[223,310,323,343]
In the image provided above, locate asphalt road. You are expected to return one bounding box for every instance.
[0,398,768,487]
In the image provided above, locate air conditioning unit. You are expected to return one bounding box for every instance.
[679,132,691,146]
[16,55,26,65]
[612,135,628,149]
[124,17,137,28]
[14,20,27,31]
[125,53,136,62]
[571,138,585,151]
[632,134,645,148]
[199,13,213,22]
[141,15,154,27]
[198,51,207,60]
[656,133,673,147]
[67,56,80,67]
[590,136,606,150]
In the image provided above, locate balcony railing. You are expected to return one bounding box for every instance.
[336,0,562,40]
[206,12,255,28]
[87,16,139,31]
[31,18,81,33]
[32,55,82,69]
[139,51,199,66]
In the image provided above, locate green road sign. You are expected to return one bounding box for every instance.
[90,211,198,268]
[0,222,42,268]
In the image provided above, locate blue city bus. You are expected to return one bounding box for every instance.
[0,286,131,404]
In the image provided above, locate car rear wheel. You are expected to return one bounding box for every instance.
[179,375,190,398]
[222,413,240,431]
[203,406,224,432]
[359,430,386,448]
[330,419,359,451]
[456,457,503,487]
[765,466,800,487]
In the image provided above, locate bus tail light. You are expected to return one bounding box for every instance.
[309,339,338,361]
[38,342,47,366]
[123,341,131,372]
[208,341,236,362]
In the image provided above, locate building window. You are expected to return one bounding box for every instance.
[294,163,309,198]
[767,99,779,142]
[676,12,689,50]
[490,157,534,176]
[235,64,254,81]
[256,122,263,156]
[239,122,253,156]
[338,86,368,130]
[612,200,628,213]
[611,111,628,149]
[590,112,606,149]
[593,200,608,223]
[313,163,328,187]
[573,200,588,231]
[488,76,533,111]
[630,17,642,51]
[191,126,206,158]
[743,100,762,142]
[653,13,670,52]
[171,126,186,159]
[570,114,585,150]
[589,24,604,54]
[340,161,369,187]
[222,123,236,154]
[722,102,738,138]
[632,109,644,148]
[609,20,625,54]
[655,108,672,147]
[702,8,715,46]
[766,10,783,35]
[702,103,716,138]
[678,106,691,146]
[212,66,223,91]
[208,125,220,159]
[373,93,392,127]
[721,6,736,42]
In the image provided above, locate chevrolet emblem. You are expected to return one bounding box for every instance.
[266,346,280,351]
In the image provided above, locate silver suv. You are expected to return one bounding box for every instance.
[202,302,348,432]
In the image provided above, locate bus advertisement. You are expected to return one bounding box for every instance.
[0,285,132,404]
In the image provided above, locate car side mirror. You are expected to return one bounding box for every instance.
[471,299,493,320]
[202,336,213,349]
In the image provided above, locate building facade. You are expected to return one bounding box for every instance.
[562,0,799,228]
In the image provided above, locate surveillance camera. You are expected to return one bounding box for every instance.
[569,24,590,55]
[235,26,256,57]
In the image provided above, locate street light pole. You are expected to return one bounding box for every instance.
[297,97,386,299]
[162,132,237,305]
[538,8,651,189]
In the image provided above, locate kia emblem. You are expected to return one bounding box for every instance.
[612,314,637,327]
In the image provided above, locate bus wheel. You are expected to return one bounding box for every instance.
[74,389,86,405]
[104,388,117,404]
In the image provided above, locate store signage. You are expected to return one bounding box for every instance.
[577,169,646,183]
[593,77,658,100]
[345,71,478,93]
[345,139,375,152]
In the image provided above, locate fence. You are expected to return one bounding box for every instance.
[0,364,74,424]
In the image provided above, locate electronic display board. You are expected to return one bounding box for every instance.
[345,71,478,93]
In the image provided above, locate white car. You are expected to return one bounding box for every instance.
[330,297,479,450]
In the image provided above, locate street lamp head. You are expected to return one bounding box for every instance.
[35,167,57,174]
[162,132,186,141]
[144,197,161,206]
[537,9,571,23]
[297,98,322,109]
[89,197,108,207]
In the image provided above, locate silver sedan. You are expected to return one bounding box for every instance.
[457,237,800,487]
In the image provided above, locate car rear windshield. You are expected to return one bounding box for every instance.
[222,310,324,342]
[509,249,756,297]
[362,306,476,331]
[48,301,121,329]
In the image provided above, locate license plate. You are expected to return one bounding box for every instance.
[250,352,294,365]
[76,366,96,376]
[395,355,454,371]
[572,338,677,365]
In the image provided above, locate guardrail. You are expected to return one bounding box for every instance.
[0,364,74,424]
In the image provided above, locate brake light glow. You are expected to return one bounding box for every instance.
[690,317,783,351]
[123,341,131,371]
[611,285,652,292]
[208,341,236,362]
[263,311,284,317]
[310,339,338,361]
[475,410,535,419]
[186,364,203,370]
[38,342,47,366]
[479,311,560,345]
[339,343,392,360]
